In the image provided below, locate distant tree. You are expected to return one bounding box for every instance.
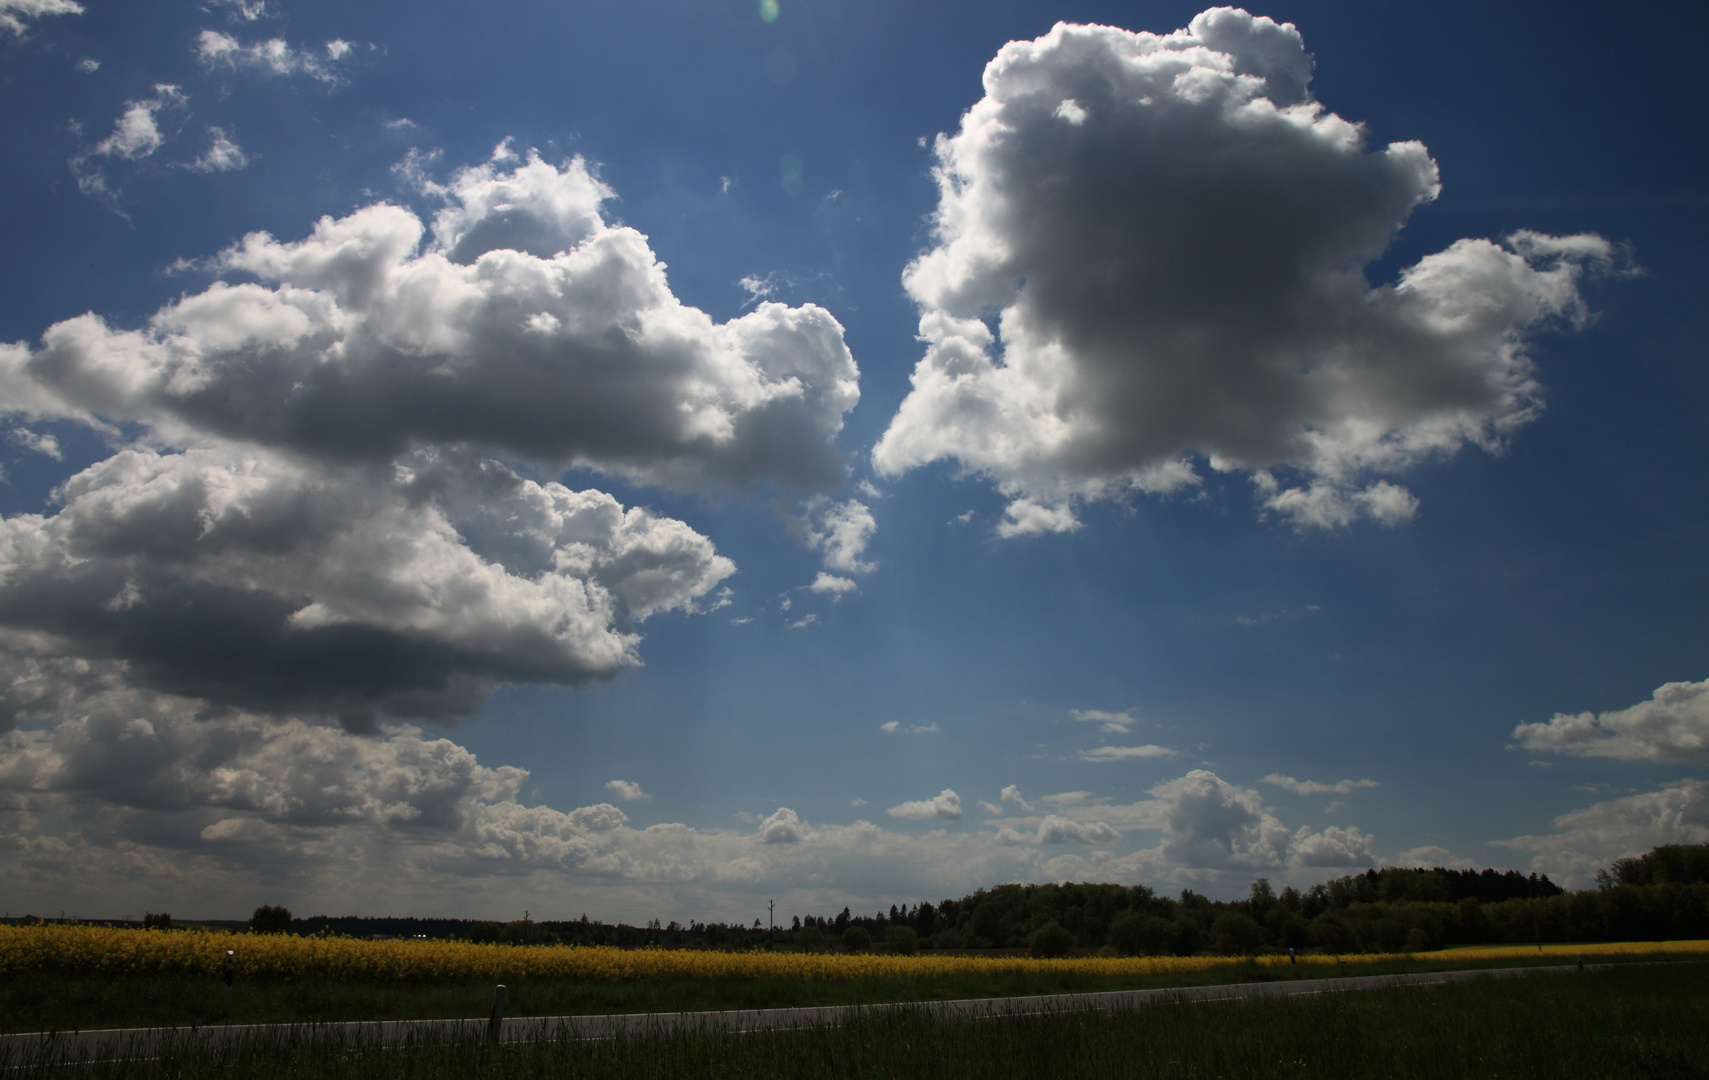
[1029,921,1074,958]
[468,921,503,943]
[1210,911,1267,955]
[249,905,292,935]
[142,912,172,931]
[1601,844,1709,888]
[886,925,919,955]
[1167,916,1202,956]
[841,925,871,951]
[1108,912,1173,956]
[796,924,825,952]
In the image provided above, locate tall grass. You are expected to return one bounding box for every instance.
[3,966,1703,1079]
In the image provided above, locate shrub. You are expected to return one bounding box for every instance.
[885,926,919,955]
[248,905,293,935]
[795,925,825,951]
[141,912,173,931]
[841,926,872,952]
[1029,922,1074,958]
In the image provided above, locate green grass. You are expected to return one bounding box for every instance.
[2,952,1698,1034]
[3,966,1705,1079]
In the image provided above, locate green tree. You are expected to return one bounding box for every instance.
[248,904,292,935]
[141,912,172,930]
[885,925,919,955]
[1029,921,1075,958]
[1210,911,1268,955]
[841,926,872,952]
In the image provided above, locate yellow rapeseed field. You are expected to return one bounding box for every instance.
[0,925,1702,984]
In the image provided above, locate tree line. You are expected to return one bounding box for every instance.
[192,844,1709,957]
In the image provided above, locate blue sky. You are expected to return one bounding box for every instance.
[1,0,1705,924]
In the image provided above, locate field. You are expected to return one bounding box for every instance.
[1,924,1706,1034]
[2,964,1705,1079]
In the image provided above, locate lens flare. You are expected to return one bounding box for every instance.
[759,0,779,23]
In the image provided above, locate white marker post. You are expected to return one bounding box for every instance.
[223,950,235,1020]
[488,984,506,1043]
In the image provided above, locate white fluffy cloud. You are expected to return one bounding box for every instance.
[886,788,963,821]
[0,445,732,726]
[0,0,81,36]
[605,780,650,802]
[1261,773,1380,796]
[873,10,1614,533]
[6,146,860,492]
[0,145,869,726]
[1512,679,1709,765]
[1496,779,1709,888]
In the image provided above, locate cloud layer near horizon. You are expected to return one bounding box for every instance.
[874,10,1613,535]
[0,672,1397,919]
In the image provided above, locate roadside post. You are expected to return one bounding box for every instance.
[223,950,234,1020]
[488,984,507,1043]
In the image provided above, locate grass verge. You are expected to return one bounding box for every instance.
[3,965,1705,1079]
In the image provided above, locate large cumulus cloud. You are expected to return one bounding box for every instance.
[873,9,1614,534]
[0,145,867,726]
[0,446,731,726]
[4,145,860,491]
[1513,679,1709,765]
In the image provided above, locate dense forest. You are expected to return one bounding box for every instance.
[276,844,1709,956]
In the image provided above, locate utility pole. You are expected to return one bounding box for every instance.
[768,899,775,932]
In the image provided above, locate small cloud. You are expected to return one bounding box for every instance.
[186,127,248,173]
[385,117,418,131]
[881,720,940,735]
[886,788,961,821]
[706,586,733,612]
[978,800,1003,816]
[604,779,650,801]
[810,572,857,597]
[719,176,733,195]
[728,616,753,626]
[739,274,775,301]
[75,58,99,73]
[857,479,883,499]
[850,797,866,807]
[999,784,1033,813]
[1078,745,1175,762]
[789,613,819,630]
[757,806,806,843]
[206,0,269,20]
[1070,708,1135,735]
[998,815,1121,845]
[9,428,61,460]
[1261,774,1380,796]
[1041,791,1091,807]
[950,510,975,526]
